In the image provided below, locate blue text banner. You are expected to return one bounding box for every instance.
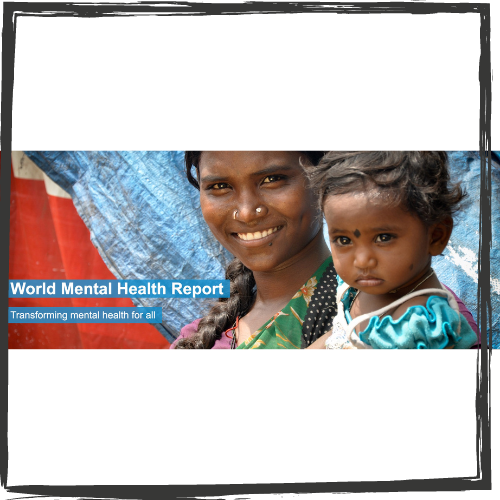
[9,307,163,323]
[9,280,230,298]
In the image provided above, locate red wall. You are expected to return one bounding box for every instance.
[8,159,170,349]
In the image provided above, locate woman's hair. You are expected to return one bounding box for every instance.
[185,151,325,190]
[175,258,255,349]
[176,151,325,349]
[308,151,465,226]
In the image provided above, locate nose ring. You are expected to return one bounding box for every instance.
[233,210,238,220]
[256,207,262,214]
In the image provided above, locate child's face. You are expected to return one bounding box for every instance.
[323,190,436,295]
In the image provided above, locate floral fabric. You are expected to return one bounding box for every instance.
[237,257,334,349]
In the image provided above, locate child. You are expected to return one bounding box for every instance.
[308,151,478,349]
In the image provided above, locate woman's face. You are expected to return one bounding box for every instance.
[198,151,322,273]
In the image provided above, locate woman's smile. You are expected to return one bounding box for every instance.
[234,225,283,243]
[198,151,322,273]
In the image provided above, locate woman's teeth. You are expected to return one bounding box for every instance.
[237,226,280,241]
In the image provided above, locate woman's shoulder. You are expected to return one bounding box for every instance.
[305,256,336,290]
[442,283,479,339]
[169,319,201,349]
[359,295,477,349]
[169,318,233,349]
[180,318,202,338]
[298,256,339,347]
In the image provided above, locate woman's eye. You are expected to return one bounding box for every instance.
[375,234,394,243]
[262,175,285,184]
[332,236,352,246]
[209,183,230,190]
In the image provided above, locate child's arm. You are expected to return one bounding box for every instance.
[359,290,476,349]
[389,295,431,321]
[390,295,456,347]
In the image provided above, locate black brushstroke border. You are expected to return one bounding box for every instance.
[0,1,492,498]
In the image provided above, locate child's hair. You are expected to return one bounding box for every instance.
[308,151,466,226]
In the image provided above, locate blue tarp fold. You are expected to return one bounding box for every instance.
[25,151,232,343]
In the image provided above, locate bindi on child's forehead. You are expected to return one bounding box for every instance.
[353,229,361,238]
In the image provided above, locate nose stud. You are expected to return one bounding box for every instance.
[234,207,265,219]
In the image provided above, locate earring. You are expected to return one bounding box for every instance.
[233,210,238,220]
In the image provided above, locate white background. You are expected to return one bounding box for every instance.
[11,9,480,150]
[2,0,498,499]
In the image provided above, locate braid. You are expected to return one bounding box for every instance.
[179,151,325,349]
[175,258,255,349]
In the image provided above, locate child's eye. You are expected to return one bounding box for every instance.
[262,175,286,184]
[375,234,394,243]
[332,236,352,246]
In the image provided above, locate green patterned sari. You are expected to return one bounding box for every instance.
[237,257,334,349]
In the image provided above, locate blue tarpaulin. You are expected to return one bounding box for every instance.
[24,151,232,343]
[25,151,499,346]
[431,151,499,346]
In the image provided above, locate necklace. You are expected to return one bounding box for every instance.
[224,317,240,349]
[389,268,435,294]
[349,268,435,314]
[404,268,435,295]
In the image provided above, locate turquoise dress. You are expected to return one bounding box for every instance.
[325,277,477,349]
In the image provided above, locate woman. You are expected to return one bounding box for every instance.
[172,151,479,349]
[173,151,337,349]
